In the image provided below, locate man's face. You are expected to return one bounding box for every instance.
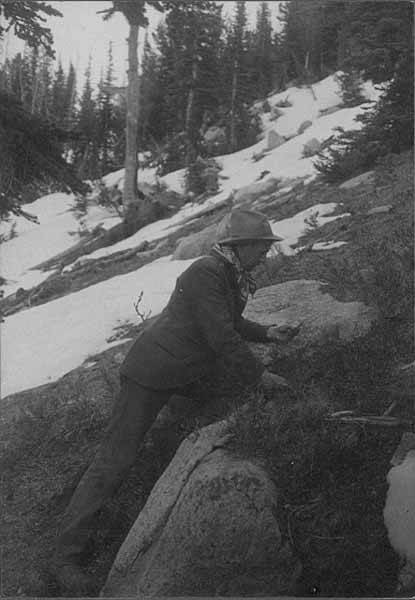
[236,240,273,271]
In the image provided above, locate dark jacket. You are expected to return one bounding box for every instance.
[120,251,269,390]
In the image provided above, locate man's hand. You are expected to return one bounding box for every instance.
[261,370,293,398]
[267,323,302,344]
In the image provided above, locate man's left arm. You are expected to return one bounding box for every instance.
[235,316,270,343]
[236,317,302,343]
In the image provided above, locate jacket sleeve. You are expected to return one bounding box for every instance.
[235,316,270,342]
[182,261,265,386]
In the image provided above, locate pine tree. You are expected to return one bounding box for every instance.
[341,1,413,84]
[64,62,77,127]
[153,1,223,174]
[0,0,62,57]
[96,43,115,175]
[0,91,86,219]
[51,59,67,122]
[37,51,53,118]
[74,59,98,178]
[249,2,274,99]
[138,31,161,148]
[219,1,260,154]
[278,0,326,83]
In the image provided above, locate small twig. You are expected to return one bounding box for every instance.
[133,290,151,323]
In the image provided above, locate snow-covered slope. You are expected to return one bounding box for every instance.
[1,73,381,399]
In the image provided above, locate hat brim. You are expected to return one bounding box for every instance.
[219,235,283,244]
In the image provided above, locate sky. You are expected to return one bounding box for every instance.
[1,1,283,87]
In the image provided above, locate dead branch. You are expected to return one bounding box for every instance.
[133,290,152,323]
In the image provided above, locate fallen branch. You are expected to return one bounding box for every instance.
[326,414,414,429]
[133,291,152,323]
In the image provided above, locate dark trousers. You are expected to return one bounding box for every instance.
[55,376,173,565]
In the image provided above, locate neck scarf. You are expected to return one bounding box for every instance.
[211,243,257,302]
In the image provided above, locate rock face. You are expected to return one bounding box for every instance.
[234,177,281,205]
[102,421,297,597]
[172,222,217,259]
[302,137,322,157]
[267,129,286,150]
[367,204,393,215]
[245,280,377,360]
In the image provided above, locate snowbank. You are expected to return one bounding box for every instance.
[1,256,195,398]
[271,203,350,255]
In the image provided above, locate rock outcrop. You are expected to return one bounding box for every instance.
[102,421,298,597]
[245,279,377,363]
[267,129,286,150]
[297,120,312,135]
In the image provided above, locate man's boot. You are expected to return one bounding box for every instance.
[53,562,95,597]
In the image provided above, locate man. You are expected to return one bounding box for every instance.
[53,208,300,595]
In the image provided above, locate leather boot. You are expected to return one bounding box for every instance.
[53,562,96,597]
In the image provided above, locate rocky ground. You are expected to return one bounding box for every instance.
[0,151,413,597]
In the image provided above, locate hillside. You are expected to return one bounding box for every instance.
[1,74,414,597]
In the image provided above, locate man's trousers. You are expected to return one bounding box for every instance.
[55,376,173,565]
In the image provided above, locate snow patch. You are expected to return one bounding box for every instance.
[1,256,195,398]
[271,203,350,255]
[312,241,348,250]
[384,450,415,563]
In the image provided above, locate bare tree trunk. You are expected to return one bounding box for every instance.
[185,51,198,168]
[305,51,317,100]
[123,22,140,213]
[229,58,238,153]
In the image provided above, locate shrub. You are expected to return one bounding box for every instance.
[228,395,400,596]
[185,157,220,197]
[275,96,292,108]
[336,70,366,107]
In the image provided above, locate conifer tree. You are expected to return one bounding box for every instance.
[138,31,160,148]
[249,1,274,99]
[64,62,77,127]
[51,59,67,122]
[153,0,223,174]
[96,43,115,175]
[74,59,98,178]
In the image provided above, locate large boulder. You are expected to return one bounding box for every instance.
[245,280,377,361]
[297,120,312,135]
[102,421,298,597]
[234,177,281,205]
[267,129,286,150]
[384,437,415,595]
[172,223,217,259]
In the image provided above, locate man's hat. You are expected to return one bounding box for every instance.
[216,208,282,244]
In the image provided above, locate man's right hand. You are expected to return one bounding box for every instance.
[261,370,293,398]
